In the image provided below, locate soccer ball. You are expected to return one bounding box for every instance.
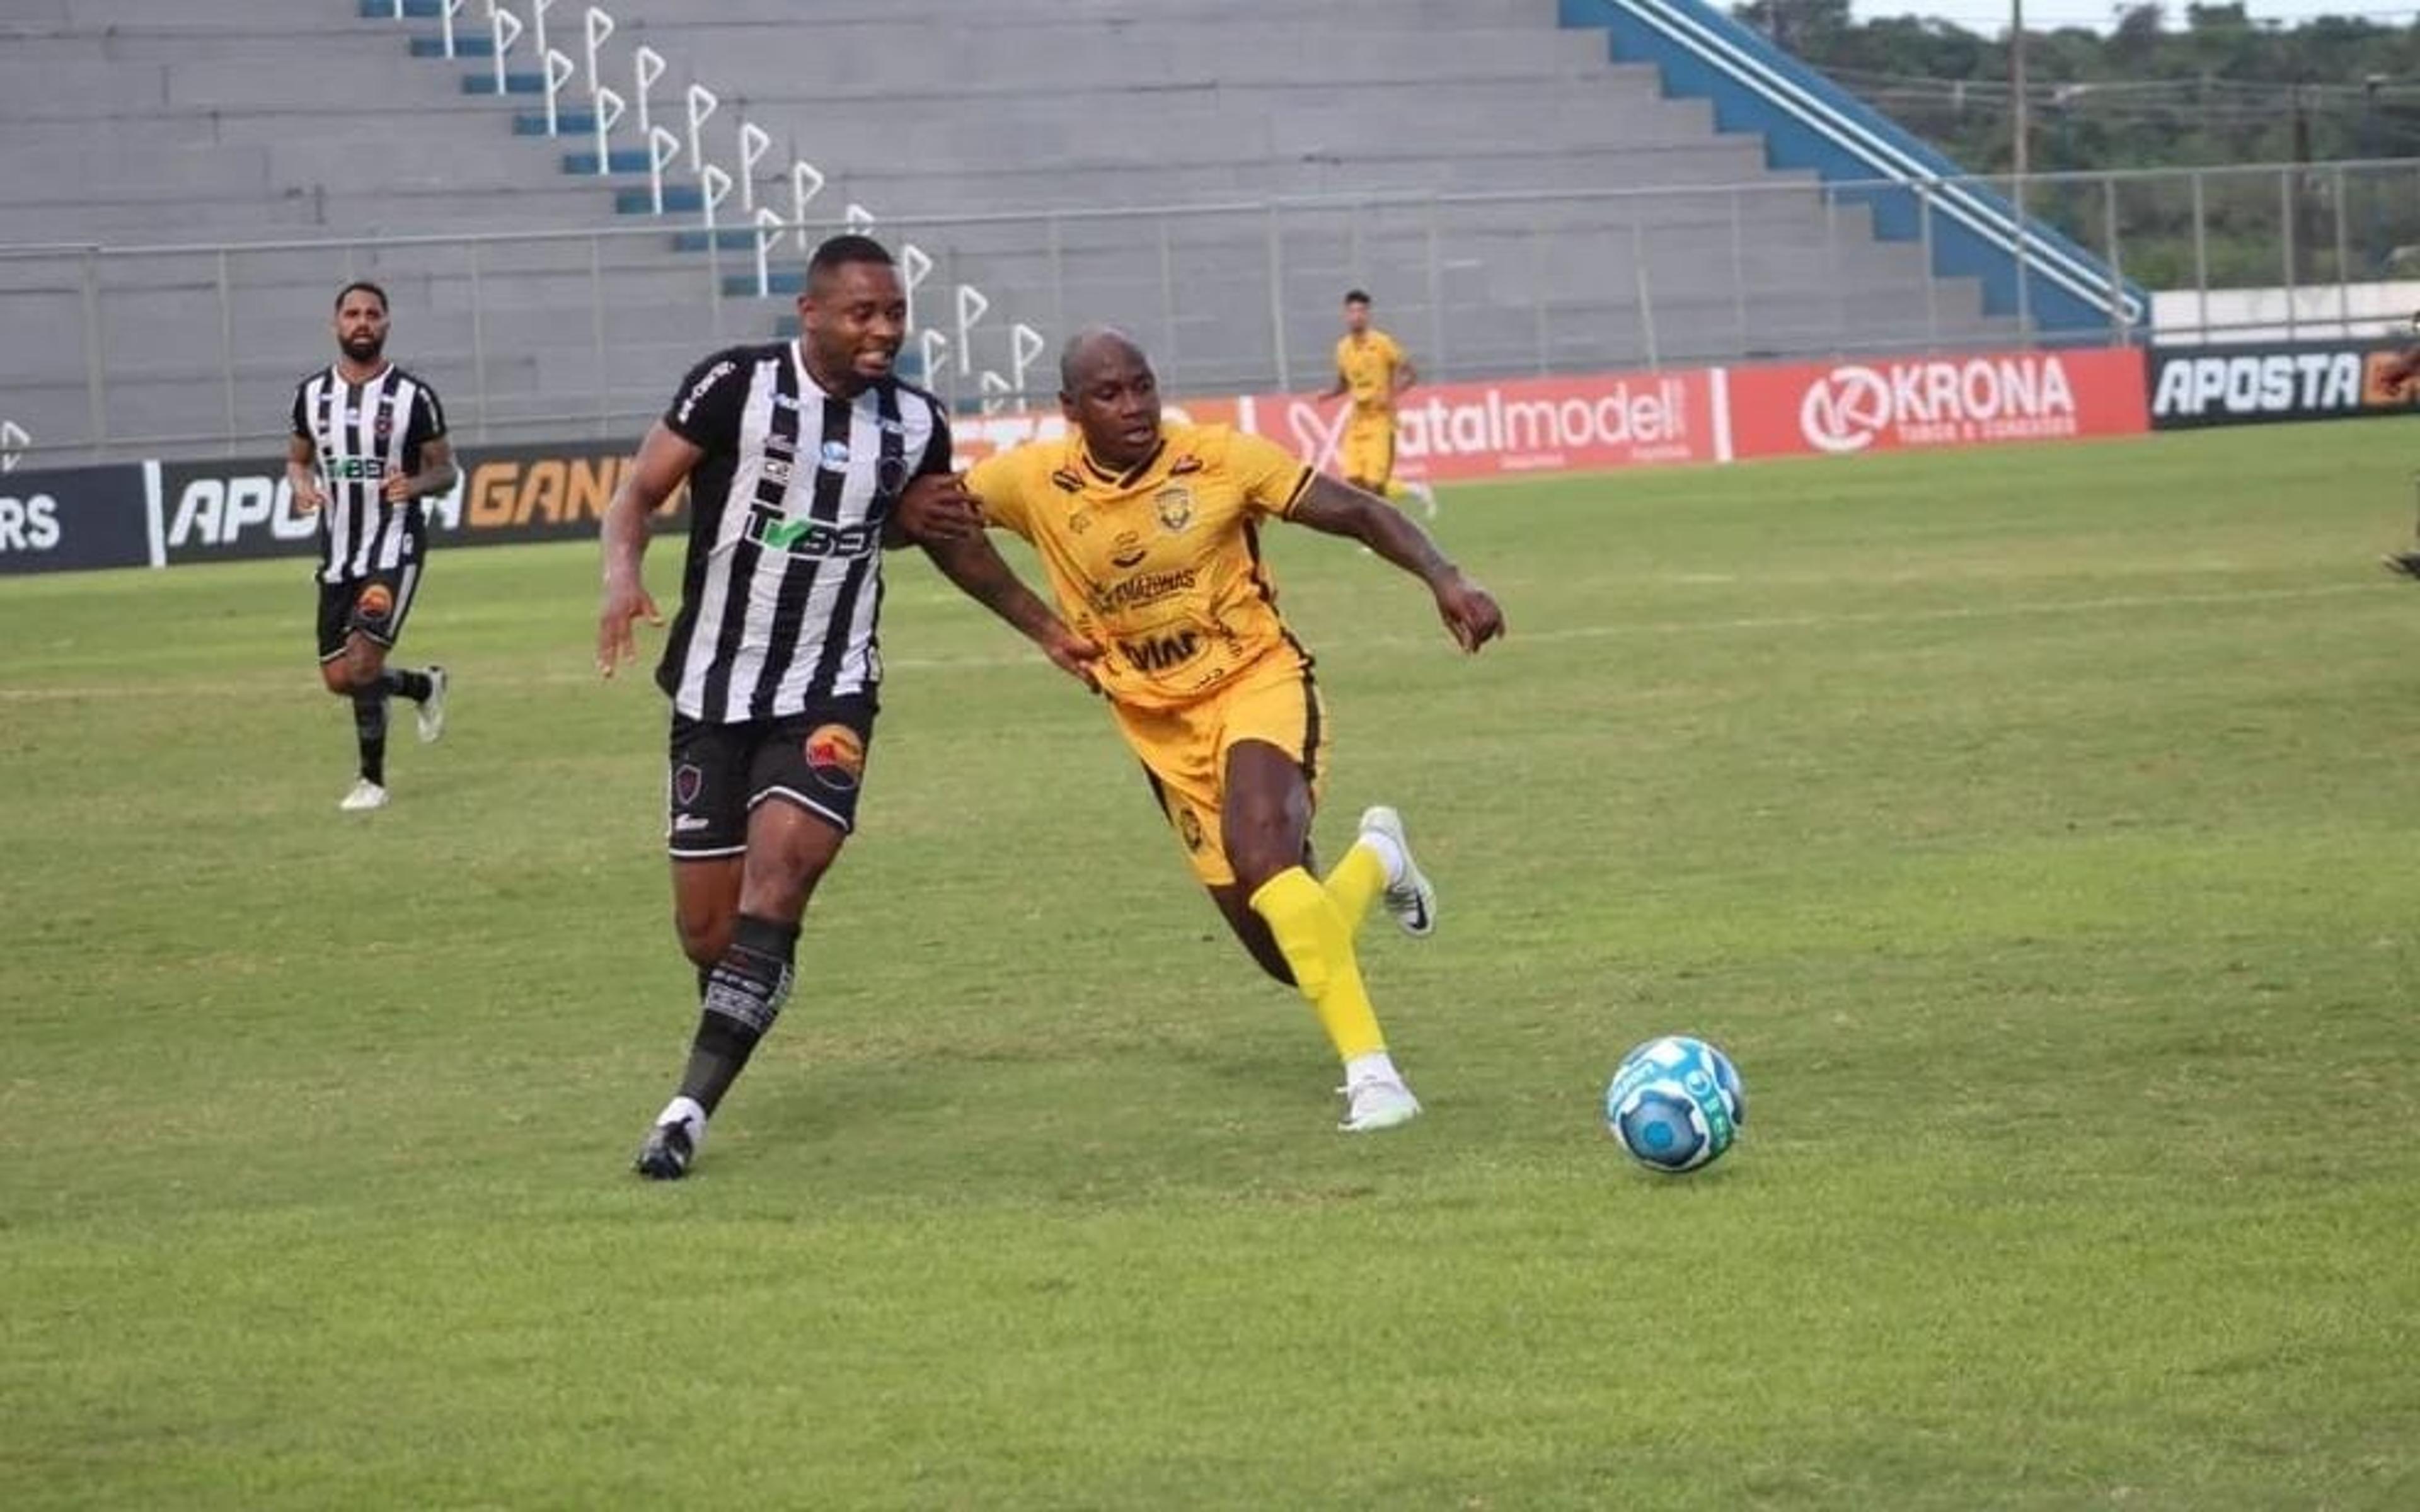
[1604,1035,1746,1174]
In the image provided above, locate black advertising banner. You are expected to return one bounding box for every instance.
[144,437,684,568]
[0,462,153,576]
[2146,340,2420,430]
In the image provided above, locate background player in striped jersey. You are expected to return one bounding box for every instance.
[918,328,1503,1132]
[1317,289,1437,520]
[286,281,456,813]
[596,236,994,1180]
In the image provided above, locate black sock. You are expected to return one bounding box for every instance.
[678,913,800,1116]
[380,667,434,703]
[350,689,388,784]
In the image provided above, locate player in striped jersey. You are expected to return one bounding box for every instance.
[287,281,456,813]
[596,236,997,1180]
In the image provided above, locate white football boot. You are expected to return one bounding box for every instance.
[1339,1073,1423,1133]
[1357,805,1436,939]
[338,778,390,812]
[415,665,449,744]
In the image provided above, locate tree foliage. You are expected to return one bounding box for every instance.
[1726,5,2420,283]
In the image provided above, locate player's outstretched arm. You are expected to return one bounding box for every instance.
[1291,473,1505,653]
[596,420,699,678]
[919,529,1102,690]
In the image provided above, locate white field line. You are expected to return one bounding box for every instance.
[0,581,2373,704]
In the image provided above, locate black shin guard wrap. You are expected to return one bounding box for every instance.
[700,914,798,1037]
[350,689,389,784]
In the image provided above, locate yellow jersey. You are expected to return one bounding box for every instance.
[1335,329,1408,413]
[963,422,1316,711]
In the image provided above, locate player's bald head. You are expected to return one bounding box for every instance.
[1058,326,1149,395]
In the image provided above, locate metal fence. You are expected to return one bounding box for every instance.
[3,156,2418,467]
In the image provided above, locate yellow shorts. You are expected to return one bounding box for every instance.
[1340,410,1397,488]
[1113,652,1329,888]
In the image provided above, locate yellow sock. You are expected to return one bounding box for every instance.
[1323,840,1386,933]
[1381,480,1410,503]
[1248,866,1386,1061]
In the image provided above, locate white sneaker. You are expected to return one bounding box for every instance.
[415,665,448,744]
[1407,480,1439,520]
[339,778,389,812]
[1339,1075,1422,1132]
[1358,805,1436,937]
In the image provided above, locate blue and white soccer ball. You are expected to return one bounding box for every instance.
[1604,1035,1746,1174]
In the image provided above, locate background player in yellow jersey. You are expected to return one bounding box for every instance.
[914,328,1503,1131]
[1318,289,1438,520]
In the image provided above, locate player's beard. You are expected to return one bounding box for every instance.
[342,332,386,363]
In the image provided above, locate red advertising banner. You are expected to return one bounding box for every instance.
[1231,370,1722,479]
[1724,346,2148,460]
[943,347,2142,479]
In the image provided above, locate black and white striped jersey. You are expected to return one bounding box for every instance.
[289,363,448,585]
[652,341,952,723]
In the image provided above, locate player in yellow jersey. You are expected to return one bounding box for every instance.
[913,328,1504,1131]
[1318,289,1438,520]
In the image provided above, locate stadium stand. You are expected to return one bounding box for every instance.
[0,0,2075,460]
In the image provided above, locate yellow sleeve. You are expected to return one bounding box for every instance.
[1226,431,1316,520]
[1384,333,1408,379]
[963,449,1034,541]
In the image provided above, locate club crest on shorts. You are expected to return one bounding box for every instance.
[354,581,395,622]
[1154,486,1194,534]
[672,761,705,808]
[1177,806,1206,852]
[804,724,866,791]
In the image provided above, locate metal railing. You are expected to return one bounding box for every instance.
[3,159,2417,466]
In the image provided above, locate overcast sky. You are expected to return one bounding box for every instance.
[1845,1,2416,33]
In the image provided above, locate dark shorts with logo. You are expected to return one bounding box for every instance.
[316,567,422,662]
[665,697,877,859]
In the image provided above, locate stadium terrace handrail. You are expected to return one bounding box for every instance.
[489,4,521,98]
[737,123,773,214]
[543,47,575,138]
[582,5,614,99]
[899,243,935,338]
[955,283,989,379]
[591,87,626,177]
[645,127,679,217]
[684,83,717,175]
[1009,324,1047,402]
[632,43,666,147]
[790,162,826,253]
[529,0,556,101]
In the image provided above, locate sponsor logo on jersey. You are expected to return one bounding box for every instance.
[1085,567,1198,617]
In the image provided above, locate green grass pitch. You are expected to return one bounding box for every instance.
[3,423,2417,1509]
